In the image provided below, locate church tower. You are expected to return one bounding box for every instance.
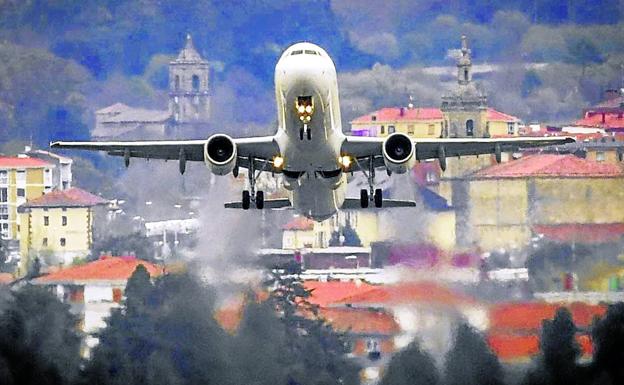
[168,34,210,125]
[441,35,488,138]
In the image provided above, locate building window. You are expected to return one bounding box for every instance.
[44,216,49,226]
[0,188,7,203]
[371,115,377,121]
[407,124,415,135]
[175,75,180,90]
[17,188,25,197]
[0,171,7,185]
[16,170,25,185]
[507,122,515,135]
[192,75,200,91]
[596,151,606,162]
[42,238,48,247]
[428,124,435,135]
[466,119,474,136]
[388,125,396,134]
[0,205,7,220]
[366,338,381,360]
[60,238,66,247]
[426,171,437,184]
[380,125,385,135]
[62,216,67,226]
[1,223,8,239]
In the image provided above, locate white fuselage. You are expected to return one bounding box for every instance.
[273,42,347,221]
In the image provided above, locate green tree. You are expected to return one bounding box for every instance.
[380,341,440,385]
[591,303,624,384]
[445,323,504,385]
[0,285,82,385]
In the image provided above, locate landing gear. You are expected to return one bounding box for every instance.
[300,127,304,140]
[360,189,369,208]
[246,156,265,209]
[255,191,264,210]
[307,127,312,140]
[242,190,251,210]
[374,188,383,208]
[299,125,311,141]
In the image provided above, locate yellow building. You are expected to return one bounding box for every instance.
[0,156,54,240]
[18,188,108,271]
[459,154,624,250]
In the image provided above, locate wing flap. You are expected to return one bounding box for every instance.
[224,199,292,209]
[341,198,416,209]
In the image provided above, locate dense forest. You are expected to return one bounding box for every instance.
[0,0,623,147]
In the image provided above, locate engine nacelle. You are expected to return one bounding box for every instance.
[382,133,416,174]
[204,134,237,175]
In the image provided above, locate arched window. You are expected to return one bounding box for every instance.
[466,119,474,136]
[192,75,200,91]
[464,69,469,82]
[175,75,180,91]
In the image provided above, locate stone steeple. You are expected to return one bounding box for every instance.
[440,35,488,138]
[168,34,210,126]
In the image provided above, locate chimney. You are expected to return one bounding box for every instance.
[399,107,405,117]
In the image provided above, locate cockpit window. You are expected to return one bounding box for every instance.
[304,50,318,55]
[291,50,303,55]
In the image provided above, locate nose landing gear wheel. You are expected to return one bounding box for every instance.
[374,188,383,208]
[299,127,304,140]
[360,189,369,208]
[255,190,264,209]
[242,190,250,210]
[307,128,312,140]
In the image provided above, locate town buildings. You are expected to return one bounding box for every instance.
[18,187,108,269]
[32,255,163,356]
[93,34,211,139]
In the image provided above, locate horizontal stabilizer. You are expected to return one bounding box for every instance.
[224,199,292,209]
[341,198,417,209]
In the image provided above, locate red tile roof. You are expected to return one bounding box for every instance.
[34,256,163,284]
[351,107,519,124]
[0,156,51,168]
[282,216,315,231]
[488,302,606,333]
[0,272,14,284]
[533,223,624,244]
[305,280,377,307]
[331,282,476,307]
[320,307,400,335]
[473,154,624,179]
[21,187,108,209]
[575,112,624,129]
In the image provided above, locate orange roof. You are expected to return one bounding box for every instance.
[0,272,14,284]
[332,282,476,307]
[488,332,593,361]
[20,187,108,209]
[305,280,377,307]
[320,307,400,335]
[34,256,164,284]
[282,216,315,231]
[534,223,624,244]
[351,107,518,123]
[486,108,520,122]
[215,306,243,333]
[489,302,606,333]
[575,112,624,129]
[0,156,51,168]
[473,154,624,179]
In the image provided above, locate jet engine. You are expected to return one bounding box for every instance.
[382,133,416,174]
[204,134,237,175]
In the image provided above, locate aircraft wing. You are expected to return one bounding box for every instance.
[341,136,575,164]
[50,136,279,169]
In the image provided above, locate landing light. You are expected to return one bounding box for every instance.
[339,155,352,170]
[273,155,285,169]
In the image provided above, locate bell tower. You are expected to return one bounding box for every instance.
[168,34,210,124]
[441,35,488,138]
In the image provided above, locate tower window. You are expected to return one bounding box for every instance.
[466,119,474,136]
[192,75,200,91]
[175,75,180,91]
[464,69,469,82]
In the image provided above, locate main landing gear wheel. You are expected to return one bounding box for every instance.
[374,188,383,208]
[242,190,250,210]
[307,128,312,140]
[255,190,264,210]
[300,127,304,140]
[360,189,369,208]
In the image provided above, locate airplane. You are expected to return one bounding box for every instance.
[51,42,574,221]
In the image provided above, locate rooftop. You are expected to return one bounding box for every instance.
[175,34,205,63]
[320,307,400,335]
[282,216,315,231]
[305,280,376,307]
[20,187,108,209]
[34,256,163,285]
[533,223,624,244]
[473,154,624,179]
[575,112,624,130]
[0,156,52,169]
[351,107,518,124]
